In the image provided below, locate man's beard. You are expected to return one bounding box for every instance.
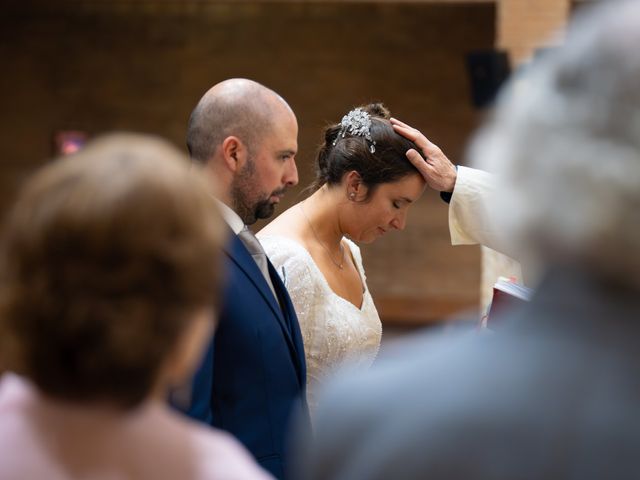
[231,158,286,225]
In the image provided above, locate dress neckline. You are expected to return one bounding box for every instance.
[259,234,369,312]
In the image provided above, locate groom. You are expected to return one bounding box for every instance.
[182,78,309,480]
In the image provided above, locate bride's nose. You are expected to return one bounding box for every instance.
[390,212,407,231]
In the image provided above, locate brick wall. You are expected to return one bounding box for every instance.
[498,0,570,64]
[0,2,495,324]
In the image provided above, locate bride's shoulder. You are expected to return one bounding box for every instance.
[257,203,304,237]
[257,204,311,257]
[258,233,310,263]
[259,233,304,251]
[259,234,320,288]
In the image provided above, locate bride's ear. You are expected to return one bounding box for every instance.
[344,170,367,201]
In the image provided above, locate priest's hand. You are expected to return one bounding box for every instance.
[391,117,457,193]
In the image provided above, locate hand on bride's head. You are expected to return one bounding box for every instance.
[390,117,457,193]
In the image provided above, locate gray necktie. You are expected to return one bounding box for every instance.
[238,226,278,300]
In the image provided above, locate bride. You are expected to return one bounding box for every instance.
[258,104,426,412]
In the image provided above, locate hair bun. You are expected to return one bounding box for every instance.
[361,102,391,120]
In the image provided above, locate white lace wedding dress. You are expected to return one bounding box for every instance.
[259,235,382,415]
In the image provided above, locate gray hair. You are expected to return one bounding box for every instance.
[470,0,640,288]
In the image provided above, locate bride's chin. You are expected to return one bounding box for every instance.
[357,234,377,245]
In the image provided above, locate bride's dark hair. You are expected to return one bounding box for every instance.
[312,103,420,198]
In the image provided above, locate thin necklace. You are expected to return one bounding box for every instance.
[299,203,345,269]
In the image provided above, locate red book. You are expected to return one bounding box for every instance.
[485,277,532,325]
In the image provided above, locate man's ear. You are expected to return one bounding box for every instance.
[345,170,368,201]
[221,136,248,173]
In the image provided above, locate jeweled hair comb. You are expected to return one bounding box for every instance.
[333,108,376,153]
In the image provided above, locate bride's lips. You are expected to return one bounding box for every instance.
[377,227,387,236]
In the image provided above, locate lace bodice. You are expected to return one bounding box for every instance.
[259,235,382,414]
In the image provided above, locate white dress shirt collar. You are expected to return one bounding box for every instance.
[215,199,245,235]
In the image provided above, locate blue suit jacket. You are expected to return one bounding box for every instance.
[185,232,310,479]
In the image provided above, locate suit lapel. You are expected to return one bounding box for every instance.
[224,234,299,362]
[268,260,307,387]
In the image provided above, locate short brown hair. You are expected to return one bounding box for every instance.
[0,133,224,409]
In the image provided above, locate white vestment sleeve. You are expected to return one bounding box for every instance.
[449,166,503,251]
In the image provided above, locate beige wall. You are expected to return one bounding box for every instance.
[498,0,570,64]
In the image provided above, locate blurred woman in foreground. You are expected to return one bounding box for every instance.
[0,134,272,480]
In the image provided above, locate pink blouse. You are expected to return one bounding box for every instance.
[0,373,273,480]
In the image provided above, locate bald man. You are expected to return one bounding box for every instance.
[182,79,309,480]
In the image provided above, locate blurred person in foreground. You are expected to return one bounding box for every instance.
[298,1,640,479]
[0,133,272,480]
